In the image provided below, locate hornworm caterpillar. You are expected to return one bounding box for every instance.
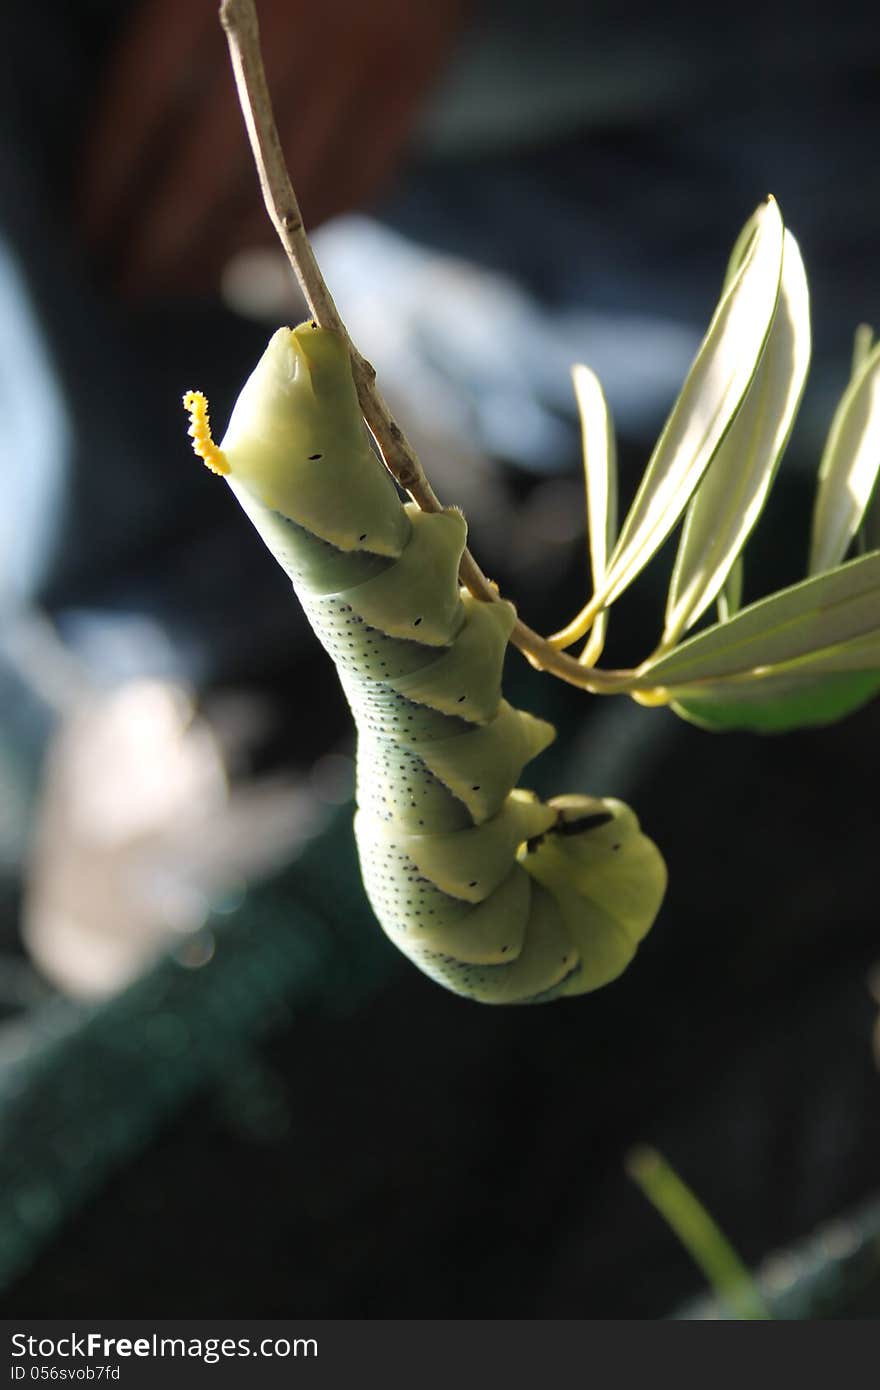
[184,323,666,1003]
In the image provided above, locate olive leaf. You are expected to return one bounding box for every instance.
[862,476,880,555]
[722,205,764,288]
[717,555,743,622]
[669,668,880,733]
[550,196,784,649]
[853,329,880,555]
[808,338,880,574]
[569,364,617,666]
[660,227,810,649]
[635,547,880,690]
[590,198,783,607]
[628,547,880,731]
[851,323,875,377]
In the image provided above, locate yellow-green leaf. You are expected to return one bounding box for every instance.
[670,668,880,733]
[661,228,810,647]
[636,547,880,688]
[852,326,880,555]
[862,481,880,555]
[717,555,744,622]
[627,1146,771,1319]
[570,364,617,665]
[593,197,784,611]
[808,340,880,574]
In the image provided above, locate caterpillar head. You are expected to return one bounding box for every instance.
[221,323,363,485]
[184,323,407,555]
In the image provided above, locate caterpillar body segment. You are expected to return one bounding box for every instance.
[188,323,666,1003]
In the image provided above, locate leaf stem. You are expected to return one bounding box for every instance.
[218,0,633,695]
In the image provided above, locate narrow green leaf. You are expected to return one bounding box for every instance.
[684,207,753,633]
[670,669,880,733]
[722,207,762,288]
[661,229,810,647]
[853,326,880,554]
[662,629,880,733]
[851,322,874,377]
[570,364,617,665]
[808,340,880,574]
[722,202,767,290]
[592,197,784,611]
[717,555,743,622]
[636,548,880,688]
[627,1147,771,1319]
[862,479,880,555]
[768,628,880,674]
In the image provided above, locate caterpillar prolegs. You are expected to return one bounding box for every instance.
[185,323,666,1003]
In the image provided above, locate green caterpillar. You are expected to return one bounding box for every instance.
[184,323,666,1003]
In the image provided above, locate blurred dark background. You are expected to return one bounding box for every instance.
[1,0,879,1318]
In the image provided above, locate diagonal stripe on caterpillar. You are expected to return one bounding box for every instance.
[184,322,666,1003]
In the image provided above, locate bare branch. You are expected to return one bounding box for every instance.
[218,0,633,694]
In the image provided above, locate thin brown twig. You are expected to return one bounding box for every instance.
[218,0,636,695]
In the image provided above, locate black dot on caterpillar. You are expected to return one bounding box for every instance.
[557,812,615,836]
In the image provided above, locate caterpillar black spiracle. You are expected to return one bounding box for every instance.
[184,323,666,1003]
